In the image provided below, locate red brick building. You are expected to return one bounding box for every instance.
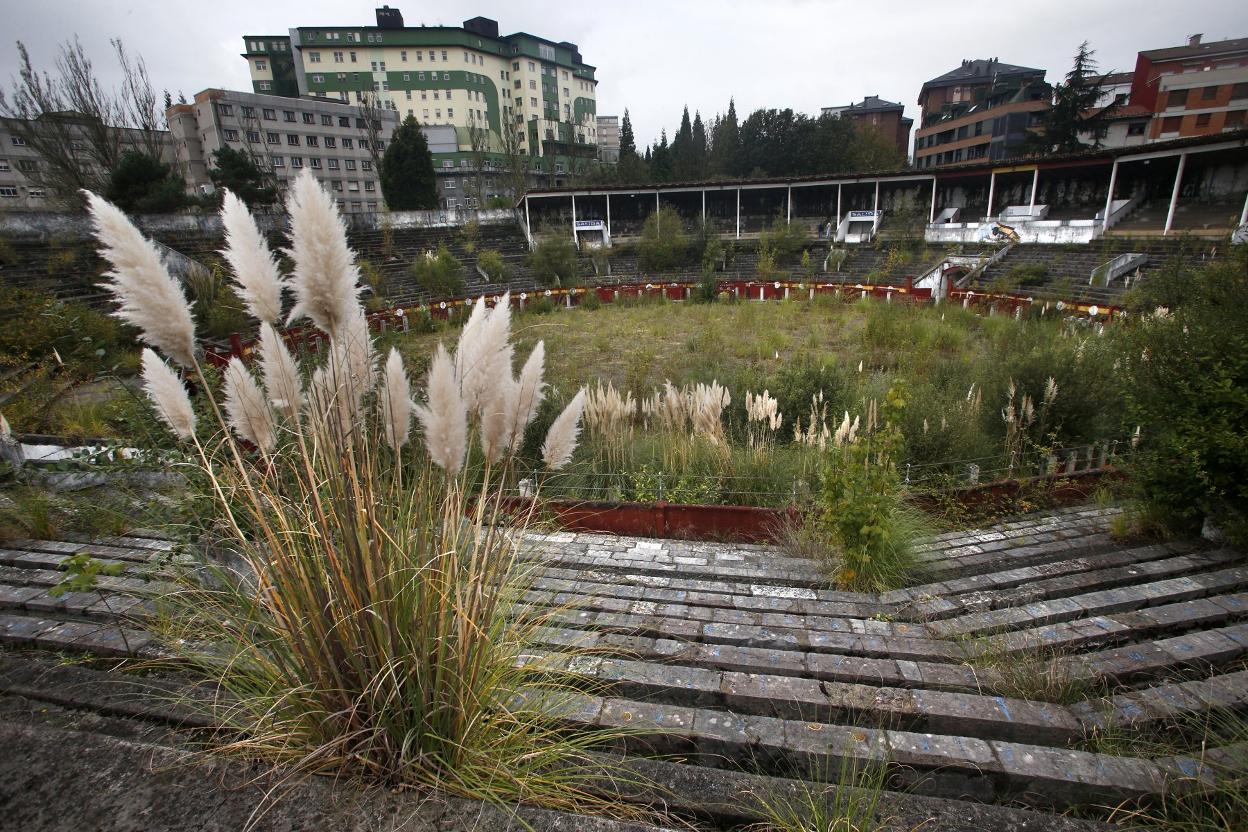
[821,96,913,157]
[1130,34,1248,140]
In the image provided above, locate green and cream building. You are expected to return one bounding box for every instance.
[242,7,600,205]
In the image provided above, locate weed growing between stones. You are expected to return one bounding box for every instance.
[743,754,892,832]
[963,641,1094,705]
[85,171,652,819]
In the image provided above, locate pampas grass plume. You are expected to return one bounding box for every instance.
[223,357,277,453]
[140,348,197,441]
[284,169,361,336]
[379,347,413,451]
[510,341,545,449]
[416,344,467,475]
[258,323,303,416]
[542,388,586,470]
[85,192,197,367]
[221,190,285,324]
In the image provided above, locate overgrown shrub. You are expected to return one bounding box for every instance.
[410,245,464,298]
[527,237,577,287]
[477,248,506,282]
[637,212,693,272]
[758,218,807,265]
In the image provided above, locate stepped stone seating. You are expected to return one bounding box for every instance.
[2,504,1245,827]
[1110,198,1242,237]
[0,237,108,304]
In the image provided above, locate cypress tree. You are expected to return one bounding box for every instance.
[380,115,437,210]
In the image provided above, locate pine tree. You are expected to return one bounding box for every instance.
[709,98,741,178]
[672,106,695,180]
[1033,42,1117,153]
[617,108,648,182]
[650,130,672,182]
[691,111,708,179]
[380,115,437,210]
[619,109,637,158]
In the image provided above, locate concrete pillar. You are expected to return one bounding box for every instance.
[1164,153,1187,236]
[786,185,792,225]
[986,171,996,219]
[928,176,937,224]
[571,193,578,245]
[873,180,879,212]
[605,193,612,240]
[1239,188,1248,227]
[736,188,741,239]
[701,189,706,225]
[1102,159,1119,233]
[836,183,842,228]
[655,190,660,234]
[524,196,531,242]
[1028,168,1039,215]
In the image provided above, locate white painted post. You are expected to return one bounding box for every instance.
[1164,152,1187,236]
[1102,159,1119,233]
[571,193,578,246]
[701,189,706,225]
[986,171,996,220]
[605,193,612,241]
[1028,167,1039,215]
[836,183,842,235]
[928,176,937,224]
[655,190,660,234]
[873,180,879,212]
[736,188,741,239]
[786,185,792,225]
[524,196,531,242]
[1240,189,1248,227]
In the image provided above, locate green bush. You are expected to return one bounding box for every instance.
[1119,248,1248,545]
[477,249,506,282]
[637,212,693,272]
[1007,263,1049,287]
[410,245,464,298]
[758,218,808,265]
[526,238,577,287]
[577,289,601,311]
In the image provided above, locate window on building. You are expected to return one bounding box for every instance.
[283,110,296,122]
[241,106,256,118]
[246,130,261,143]
[262,108,276,120]
[255,59,267,71]
[309,51,321,63]
[1232,83,1248,100]
[529,80,536,90]
[447,108,454,118]
[445,179,456,189]
[0,159,8,171]
[361,160,373,171]
[334,51,343,63]
[530,97,538,107]
[327,158,339,169]
[0,186,18,197]
[445,198,457,209]
[401,50,407,61]
[331,180,342,191]
[345,159,357,170]
[359,139,370,150]
[1161,115,1182,133]
[309,157,322,169]
[348,181,360,192]
[223,128,239,141]
[1196,112,1212,127]
[219,104,234,116]
[441,50,447,60]
[271,156,284,167]
[302,112,314,124]
[287,134,300,145]
[17,159,37,172]
[1166,89,1188,108]
[258,81,272,91]
[365,181,375,192]
[266,132,280,144]
[1126,121,1147,136]
[435,109,442,119]
[1226,110,1246,128]
[291,157,303,168]
[349,51,357,62]
[342,138,353,149]
[306,136,319,147]
[311,74,324,83]
[1201,85,1219,100]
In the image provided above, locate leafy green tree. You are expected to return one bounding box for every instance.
[380,115,437,210]
[1031,42,1117,153]
[649,130,672,182]
[709,98,742,178]
[105,151,187,213]
[690,111,708,178]
[637,212,692,271]
[209,146,276,207]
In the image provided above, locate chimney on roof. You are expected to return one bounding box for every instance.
[1188,33,1203,47]
[376,6,404,28]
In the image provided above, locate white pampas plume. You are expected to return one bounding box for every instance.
[378,347,412,451]
[509,341,545,449]
[85,192,197,367]
[415,344,467,475]
[0,412,10,441]
[479,369,516,464]
[221,190,285,324]
[258,323,302,416]
[223,357,276,452]
[140,348,197,440]
[462,294,513,415]
[454,296,488,388]
[284,168,361,336]
[542,389,586,470]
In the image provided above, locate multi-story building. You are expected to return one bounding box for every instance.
[913,59,1050,168]
[167,89,399,213]
[1129,34,1248,140]
[821,96,913,157]
[0,114,174,211]
[240,6,601,202]
[596,115,620,163]
[1081,72,1151,149]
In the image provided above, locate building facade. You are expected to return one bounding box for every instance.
[596,115,620,163]
[167,89,399,213]
[0,114,174,211]
[914,59,1050,168]
[821,96,912,157]
[1130,34,1248,140]
[241,7,601,202]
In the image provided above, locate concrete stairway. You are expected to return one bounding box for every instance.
[1,504,1245,828]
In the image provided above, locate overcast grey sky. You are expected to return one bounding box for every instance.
[1,0,1244,147]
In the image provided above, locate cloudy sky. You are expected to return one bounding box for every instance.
[1,0,1243,148]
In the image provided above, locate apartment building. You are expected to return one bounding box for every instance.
[167,89,399,213]
[1130,34,1248,140]
[241,6,600,201]
[913,59,1050,168]
[597,115,620,163]
[821,96,913,157]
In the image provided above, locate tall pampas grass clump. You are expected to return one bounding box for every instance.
[86,169,629,817]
